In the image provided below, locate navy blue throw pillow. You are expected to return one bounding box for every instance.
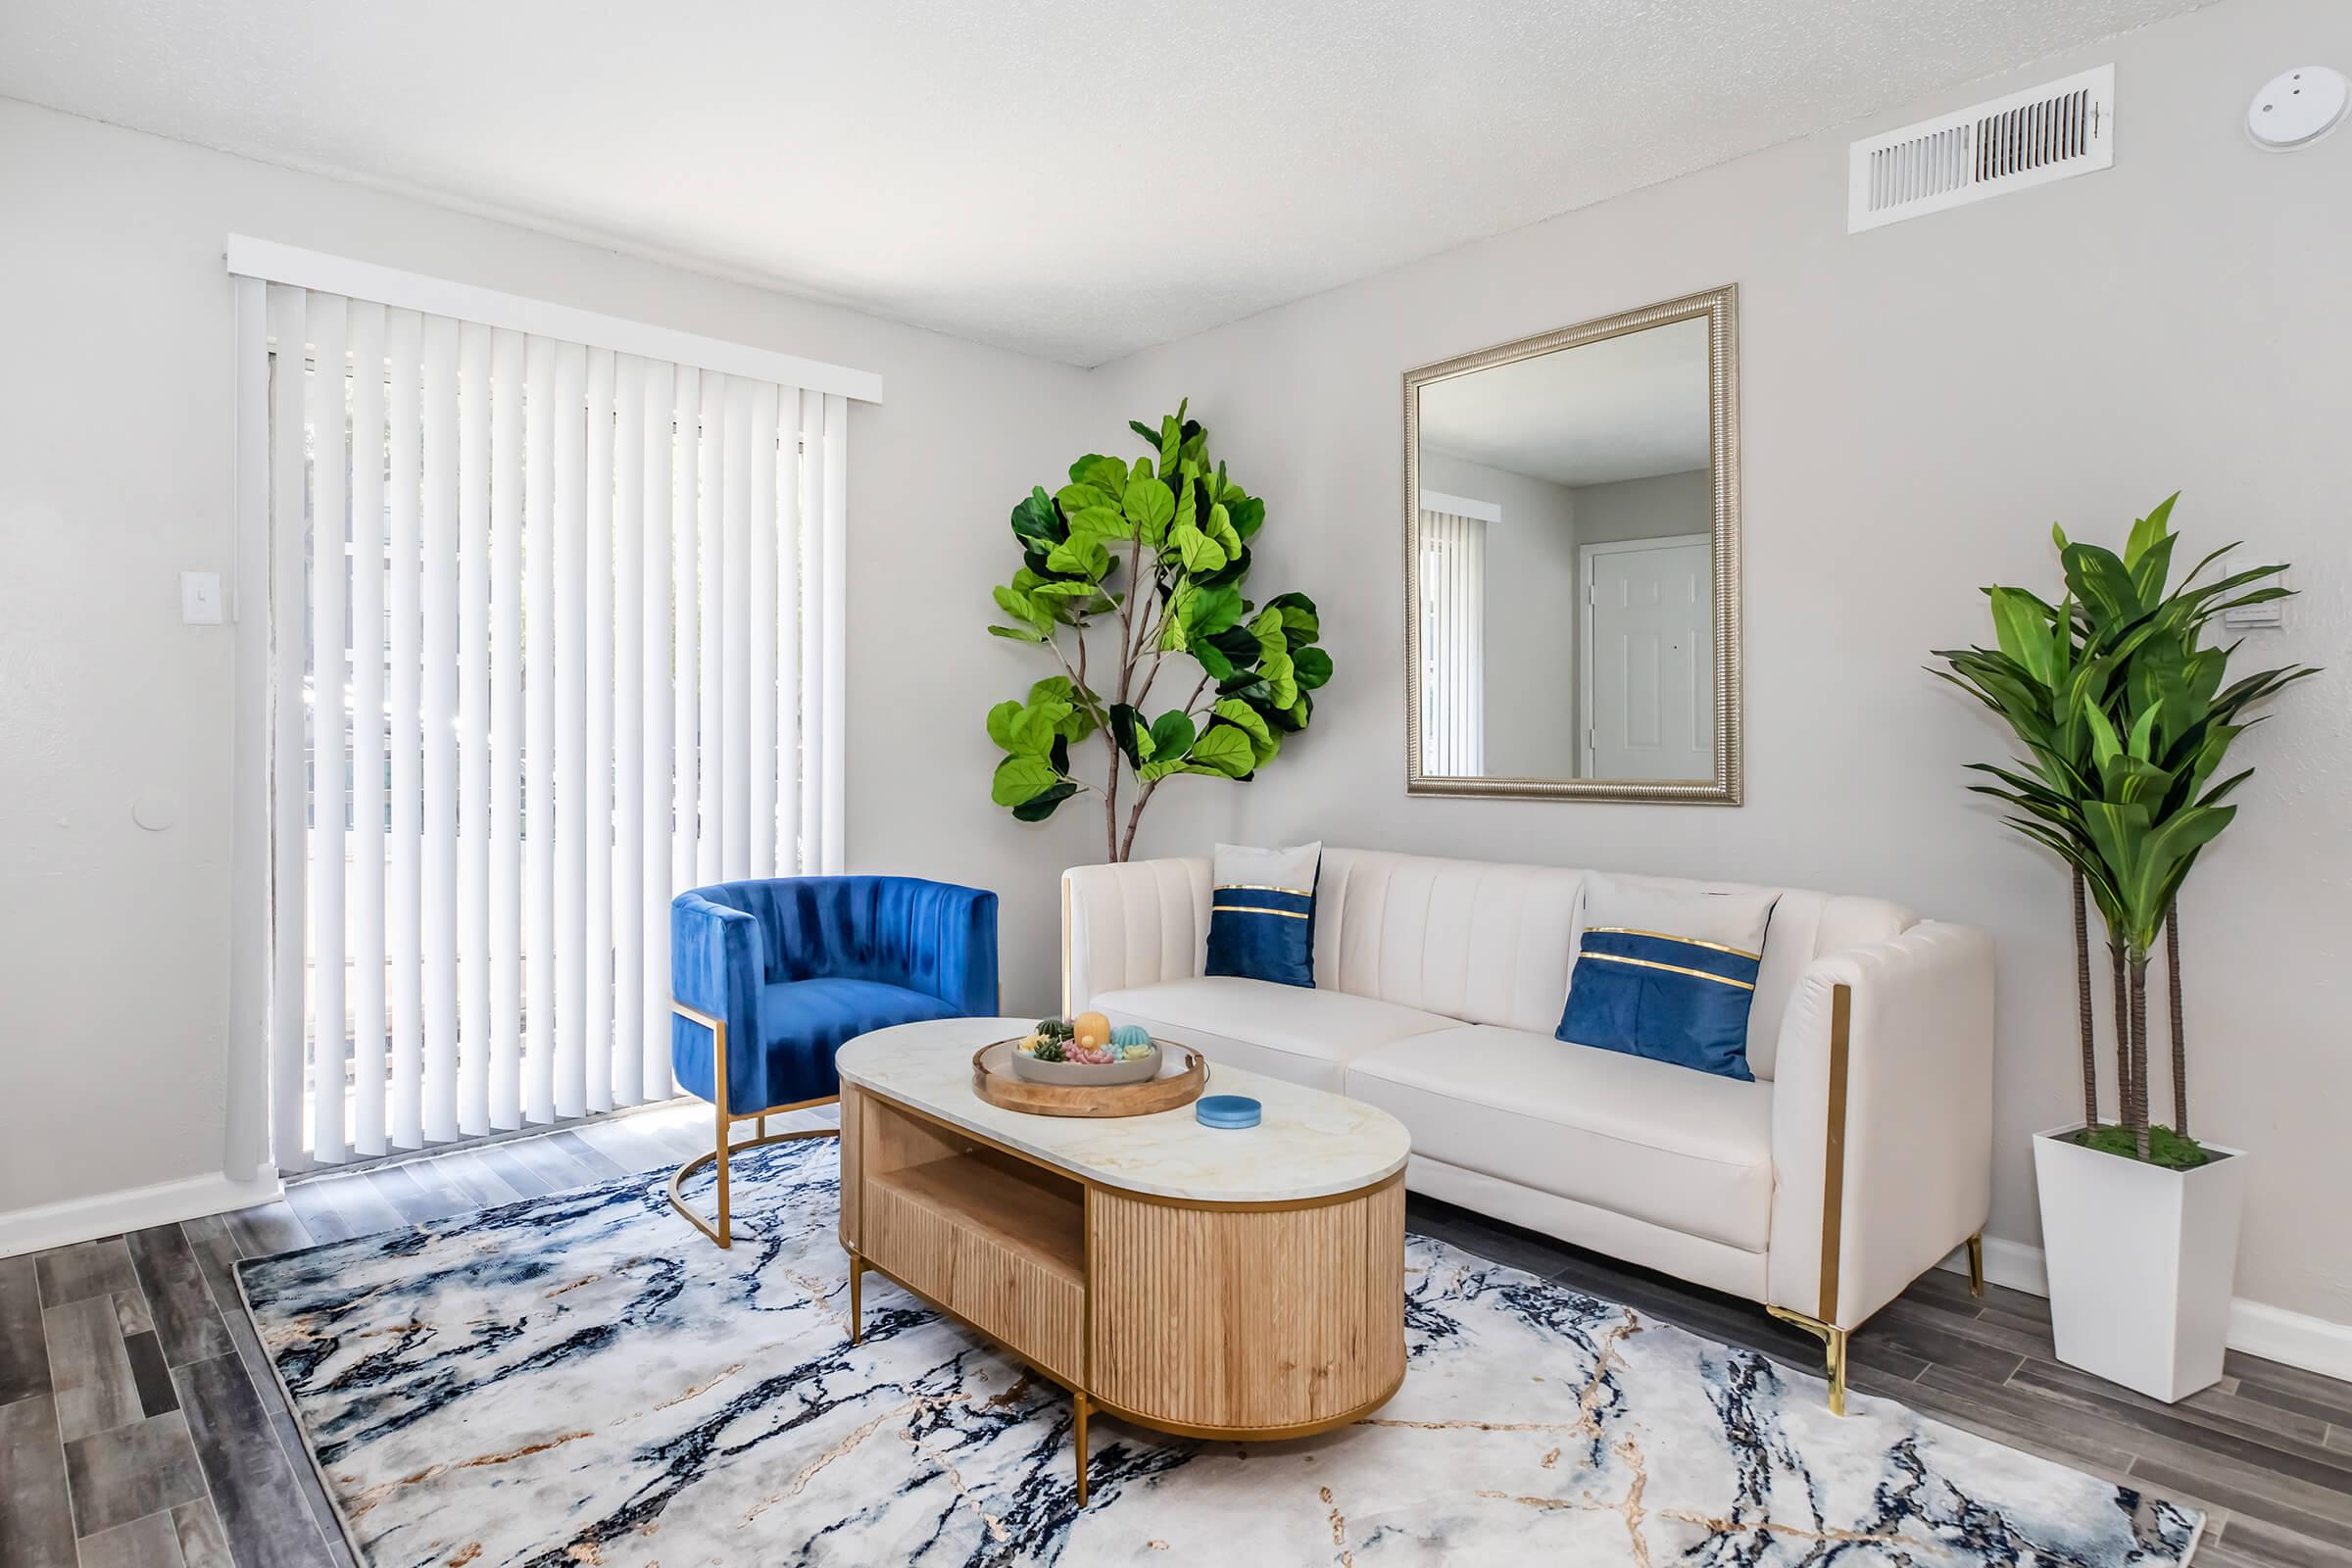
[1203,842,1320,989]
[1555,881,1777,1081]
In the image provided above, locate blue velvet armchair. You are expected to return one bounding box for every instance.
[667,875,999,1247]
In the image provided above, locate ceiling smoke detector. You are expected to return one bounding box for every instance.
[2246,66,2350,151]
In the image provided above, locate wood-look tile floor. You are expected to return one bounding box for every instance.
[3,1106,2345,1567]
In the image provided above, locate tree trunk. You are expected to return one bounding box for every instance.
[2166,905,2187,1136]
[2128,954,2152,1159]
[2108,943,2132,1141]
[2073,872,2097,1129]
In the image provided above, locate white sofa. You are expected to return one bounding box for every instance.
[1062,847,1995,1409]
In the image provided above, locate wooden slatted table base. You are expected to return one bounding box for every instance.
[838,1081,1407,1504]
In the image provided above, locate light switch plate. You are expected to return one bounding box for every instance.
[180,570,223,624]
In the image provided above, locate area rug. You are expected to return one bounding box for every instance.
[238,1140,2203,1567]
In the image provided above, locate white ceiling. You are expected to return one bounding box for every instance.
[1421,318,1710,487]
[0,1,2206,367]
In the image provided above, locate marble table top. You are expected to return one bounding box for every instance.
[836,1016,1410,1203]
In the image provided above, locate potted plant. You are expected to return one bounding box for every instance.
[981,401,1333,861]
[1933,496,2312,1401]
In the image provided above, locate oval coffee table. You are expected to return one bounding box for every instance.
[836,1016,1410,1504]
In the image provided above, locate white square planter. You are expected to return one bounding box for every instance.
[2033,1124,2246,1403]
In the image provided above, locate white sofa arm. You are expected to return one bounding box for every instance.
[1061,857,1213,1015]
[1766,920,1995,1333]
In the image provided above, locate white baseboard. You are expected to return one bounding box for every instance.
[0,1168,285,1258]
[1936,1237,2352,1383]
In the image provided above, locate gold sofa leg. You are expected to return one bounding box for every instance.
[664,1000,841,1250]
[1966,1231,1985,1298]
[1766,1305,1850,1417]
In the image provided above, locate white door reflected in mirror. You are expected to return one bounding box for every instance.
[1404,290,1737,801]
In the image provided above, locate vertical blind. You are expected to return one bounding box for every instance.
[259,282,849,1170]
[1419,509,1487,775]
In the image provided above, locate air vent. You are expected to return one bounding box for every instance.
[1849,65,2114,232]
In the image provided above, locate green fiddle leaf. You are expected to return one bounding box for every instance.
[1070,454,1128,496]
[1205,502,1243,558]
[1158,414,1181,471]
[1010,780,1079,822]
[1192,640,1235,681]
[991,755,1060,808]
[1137,756,1186,784]
[987,623,1047,643]
[1259,646,1298,708]
[1213,698,1278,763]
[1014,702,1072,757]
[1226,495,1265,540]
[1055,482,1117,516]
[1177,581,1244,640]
[1148,710,1196,762]
[1129,418,1160,448]
[1009,487,1062,548]
[1294,646,1333,690]
[1067,505,1133,544]
[1108,704,1145,768]
[1187,723,1255,778]
[1046,533,1112,578]
[985,700,1025,754]
[1123,475,1176,543]
[1172,522,1226,573]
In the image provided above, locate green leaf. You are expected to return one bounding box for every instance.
[1148,710,1196,761]
[1128,418,1160,449]
[1213,698,1279,763]
[1067,505,1133,545]
[990,755,1060,808]
[1010,780,1078,822]
[1054,482,1117,516]
[1187,723,1255,778]
[1172,522,1226,573]
[1109,703,1146,768]
[1069,454,1128,496]
[1122,475,1176,544]
[985,700,1025,753]
[1008,487,1062,548]
[1988,587,2058,689]
[987,623,1047,643]
[1192,641,1235,681]
[1205,502,1243,558]
[1045,534,1111,578]
[1226,495,1265,540]
[1294,646,1333,690]
[1176,582,1244,640]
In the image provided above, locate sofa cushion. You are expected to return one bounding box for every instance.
[1345,1025,1776,1251]
[1092,976,1455,1093]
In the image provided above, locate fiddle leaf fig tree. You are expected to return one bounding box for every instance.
[984,401,1333,860]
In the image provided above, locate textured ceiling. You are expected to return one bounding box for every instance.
[0,1,2209,366]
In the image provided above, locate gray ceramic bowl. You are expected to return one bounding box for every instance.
[1007,1043,1162,1085]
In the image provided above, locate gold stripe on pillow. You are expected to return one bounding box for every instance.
[1584,925,1761,961]
[1219,884,1314,897]
[1580,951,1756,990]
[1210,904,1310,918]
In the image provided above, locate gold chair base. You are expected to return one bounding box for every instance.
[1766,1305,1850,1416]
[666,1123,841,1249]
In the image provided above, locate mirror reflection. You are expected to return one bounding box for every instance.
[1408,296,1734,799]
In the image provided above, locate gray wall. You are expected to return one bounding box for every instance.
[1419,451,1580,777]
[1098,0,2352,1327]
[1573,469,1711,545]
[0,96,1102,1218]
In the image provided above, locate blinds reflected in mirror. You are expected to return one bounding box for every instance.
[1418,507,1487,777]
[258,282,847,1171]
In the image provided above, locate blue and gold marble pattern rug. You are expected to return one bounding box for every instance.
[237,1140,2202,1567]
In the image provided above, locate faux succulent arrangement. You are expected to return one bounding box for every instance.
[1015,1012,1154,1067]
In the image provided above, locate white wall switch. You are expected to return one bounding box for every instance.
[180,570,224,624]
[2221,568,2287,630]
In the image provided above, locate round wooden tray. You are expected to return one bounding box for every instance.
[970,1039,1207,1118]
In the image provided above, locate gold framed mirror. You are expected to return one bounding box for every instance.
[1402,284,1740,803]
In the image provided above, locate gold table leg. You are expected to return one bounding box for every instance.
[1073,1391,1091,1506]
[848,1251,863,1346]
